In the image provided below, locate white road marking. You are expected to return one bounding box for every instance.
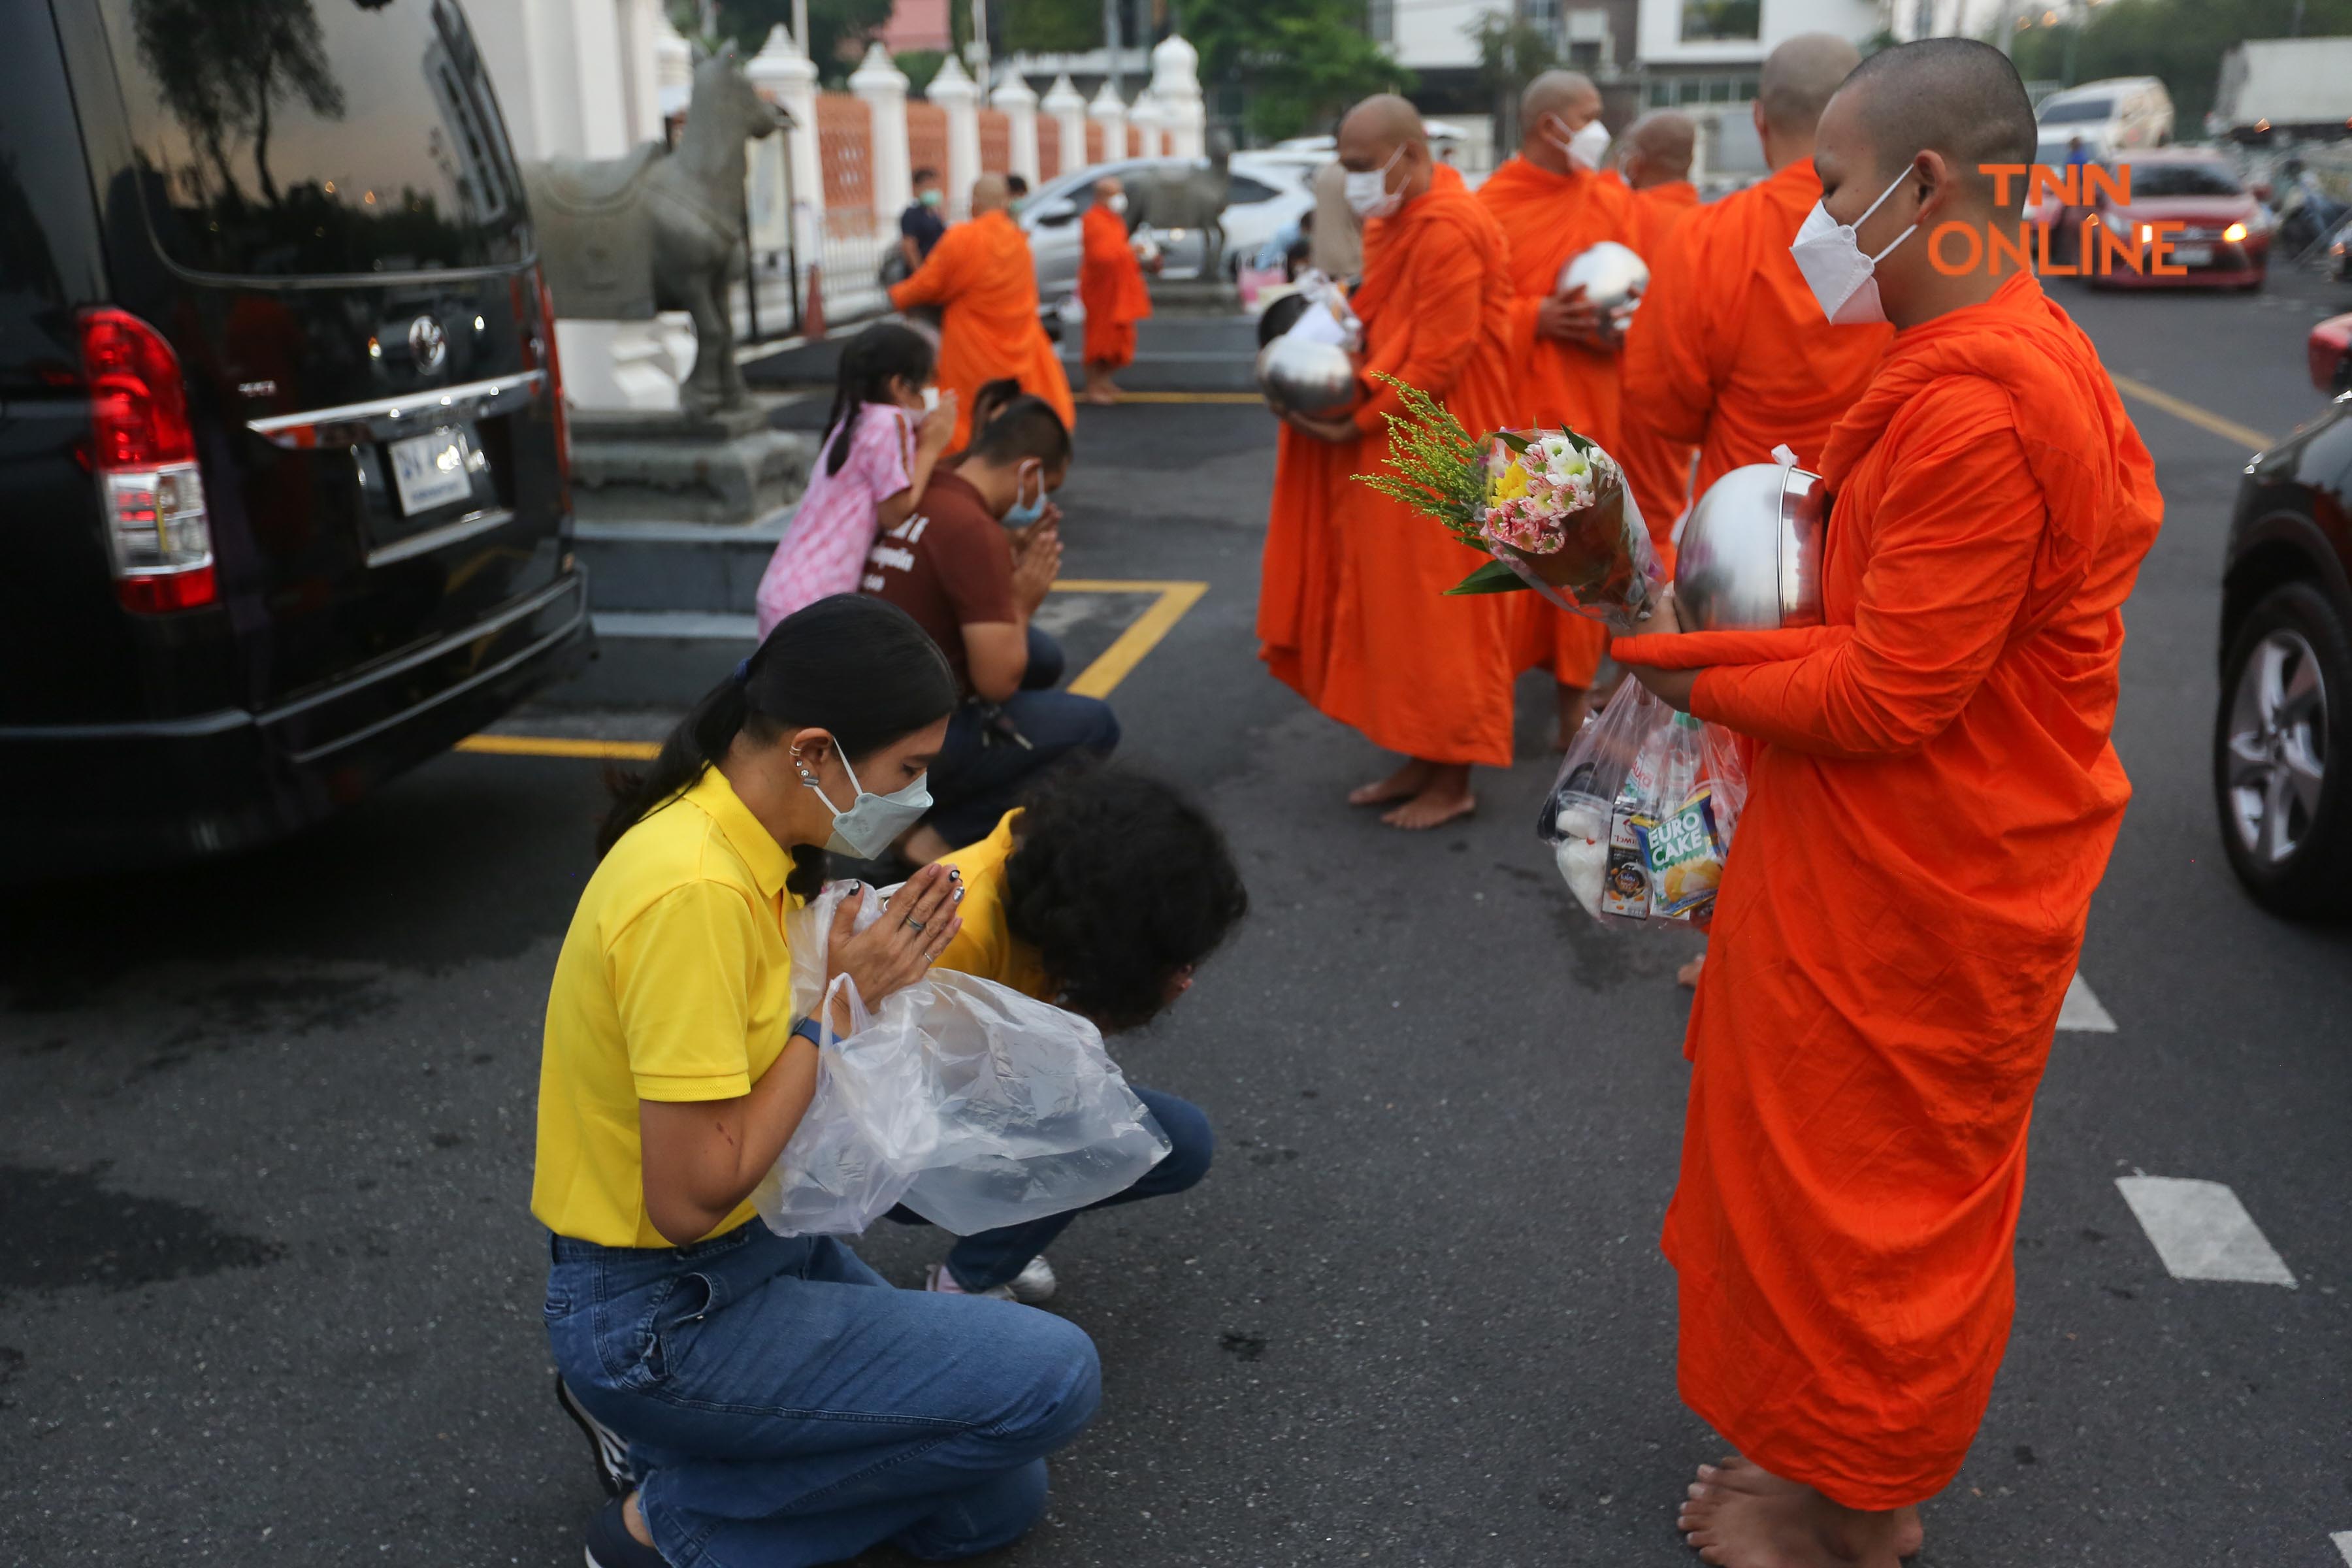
[2058,971,2117,1032]
[2115,1177,2298,1287]
[2331,1530,2352,1565]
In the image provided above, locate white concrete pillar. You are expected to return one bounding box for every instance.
[1042,73,1087,177]
[1088,80,1128,164]
[853,44,913,225]
[615,0,666,146]
[747,24,821,225]
[1151,33,1205,159]
[1130,90,1165,159]
[992,71,1039,185]
[652,6,693,125]
[928,52,982,218]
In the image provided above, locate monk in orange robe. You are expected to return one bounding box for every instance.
[1477,71,1637,747]
[1615,41,2163,1567]
[1079,174,1153,406]
[1623,34,1889,512]
[891,174,1075,449]
[1609,110,1701,561]
[1259,96,1516,828]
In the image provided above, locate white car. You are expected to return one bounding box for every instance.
[2036,76,2174,160]
[1021,152,1316,302]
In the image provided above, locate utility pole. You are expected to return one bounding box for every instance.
[1105,0,1124,100]
[972,0,990,84]
[793,0,809,58]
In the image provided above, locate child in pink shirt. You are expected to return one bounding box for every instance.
[755,323,956,636]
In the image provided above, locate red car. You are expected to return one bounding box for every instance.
[2081,150,2271,289]
[2312,312,2352,394]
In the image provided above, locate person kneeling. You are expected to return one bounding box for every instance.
[862,395,1119,862]
[920,764,1247,1301]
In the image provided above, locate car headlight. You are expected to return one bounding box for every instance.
[2138,223,2155,244]
[2224,221,2248,243]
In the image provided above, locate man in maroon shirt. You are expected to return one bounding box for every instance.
[863,397,1120,858]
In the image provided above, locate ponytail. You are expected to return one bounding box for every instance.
[819,322,938,478]
[596,595,959,882]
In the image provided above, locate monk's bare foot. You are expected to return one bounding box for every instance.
[1379,766,1475,830]
[1676,1457,1921,1566]
[1553,683,1592,751]
[1678,953,1707,988]
[1348,759,1434,808]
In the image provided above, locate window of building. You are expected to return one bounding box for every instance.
[1368,0,1394,43]
[1676,78,1704,105]
[1680,1,1761,42]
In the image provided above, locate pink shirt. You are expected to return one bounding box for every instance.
[754,402,915,637]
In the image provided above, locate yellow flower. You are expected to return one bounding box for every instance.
[1488,456,1531,506]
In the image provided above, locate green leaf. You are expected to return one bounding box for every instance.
[1494,430,1531,454]
[1445,559,1531,595]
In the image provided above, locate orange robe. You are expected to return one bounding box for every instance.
[1079,204,1151,368]
[890,209,1076,448]
[1622,158,1890,510]
[1257,172,1518,767]
[1477,156,1637,689]
[1615,180,1701,564]
[1614,271,2162,1509]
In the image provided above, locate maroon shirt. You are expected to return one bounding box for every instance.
[860,467,1013,696]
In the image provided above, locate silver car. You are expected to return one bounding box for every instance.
[1021,152,1316,304]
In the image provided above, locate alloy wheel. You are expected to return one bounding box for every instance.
[2224,629,2330,865]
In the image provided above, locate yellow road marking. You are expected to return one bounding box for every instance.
[455,580,1209,759]
[1053,580,1211,697]
[2110,374,2276,453]
[1091,390,1265,404]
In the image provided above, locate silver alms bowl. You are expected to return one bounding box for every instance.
[1556,240,1650,312]
[1673,461,1828,632]
[1254,336,1357,417]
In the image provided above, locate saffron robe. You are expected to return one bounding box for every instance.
[1079,204,1151,368]
[1622,158,1889,508]
[1614,271,2162,1510]
[891,209,1075,449]
[1477,155,1637,688]
[1256,173,1519,766]
[1615,179,1702,565]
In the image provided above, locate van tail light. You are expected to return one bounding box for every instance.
[532,268,572,485]
[79,308,217,613]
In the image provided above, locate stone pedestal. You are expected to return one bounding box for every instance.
[569,407,815,525]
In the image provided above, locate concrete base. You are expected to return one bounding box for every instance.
[555,316,699,412]
[568,409,815,525]
[1147,276,1243,316]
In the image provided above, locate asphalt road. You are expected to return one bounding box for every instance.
[5,265,2351,1568]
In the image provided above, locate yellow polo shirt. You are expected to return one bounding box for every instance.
[934,810,1054,1003]
[531,768,800,1248]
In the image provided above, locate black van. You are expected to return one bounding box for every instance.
[1,0,589,877]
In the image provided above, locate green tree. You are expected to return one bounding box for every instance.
[1469,12,1559,152]
[1005,0,1101,54]
[1188,0,1414,142]
[713,0,896,84]
[2005,0,2352,127]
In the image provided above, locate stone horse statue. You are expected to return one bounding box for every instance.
[521,44,783,416]
[1124,137,1233,279]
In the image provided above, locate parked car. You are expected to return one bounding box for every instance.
[2078,150,2272,289]
[2311,314,2352,396]
[2036,76,2174,159]
[1,0,590,879]
[2213,383,2352,917]
[1021,154,1315,301]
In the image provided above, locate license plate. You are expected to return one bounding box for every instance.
[387,427,476,515]
[2172,243,2214,267]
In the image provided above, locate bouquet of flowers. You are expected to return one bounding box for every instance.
[1354,374,1661,630]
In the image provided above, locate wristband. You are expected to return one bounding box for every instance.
[791,1017,826,1049]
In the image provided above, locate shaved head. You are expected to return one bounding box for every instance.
[1337,93,1435,207]
[1758,32,1861,137]
[1624,110,1695,186]
[1838,38,2036,212]
[1521,70,1599,126]
[1092,175,1123,202]
[1341,93,1425,155]
[971,173,1011,214]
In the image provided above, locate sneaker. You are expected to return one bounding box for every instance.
[583,1495,667,1568]
[1008,1254,1059,1304]
[555,1373,633,1499]
[924,1262,1016,1299]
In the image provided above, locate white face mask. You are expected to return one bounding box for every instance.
[1343,146,1405,220]
[1550,116,1611,173]
[1106,192,1127,214]
[1788,167,1919,327]
[920,385,940,412]
[802,748,932,860]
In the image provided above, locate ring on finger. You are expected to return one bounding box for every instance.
[904,916,926,932]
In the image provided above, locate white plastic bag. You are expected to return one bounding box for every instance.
[1538,681,1746,930]
[755,882,1170,1238]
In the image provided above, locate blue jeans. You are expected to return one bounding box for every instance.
[936,1085,1215,1291]
[544,1226,1100,1567]
[927,627,1120,847]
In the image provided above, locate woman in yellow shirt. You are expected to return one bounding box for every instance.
[919,764,1246,1302]
[533,595,1102,1568]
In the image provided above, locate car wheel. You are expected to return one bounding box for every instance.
[2213,580,2352,918]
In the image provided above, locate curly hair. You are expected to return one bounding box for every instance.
[1000,764,1249,1032]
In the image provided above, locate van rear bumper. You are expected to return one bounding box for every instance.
[0,572,592,879]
